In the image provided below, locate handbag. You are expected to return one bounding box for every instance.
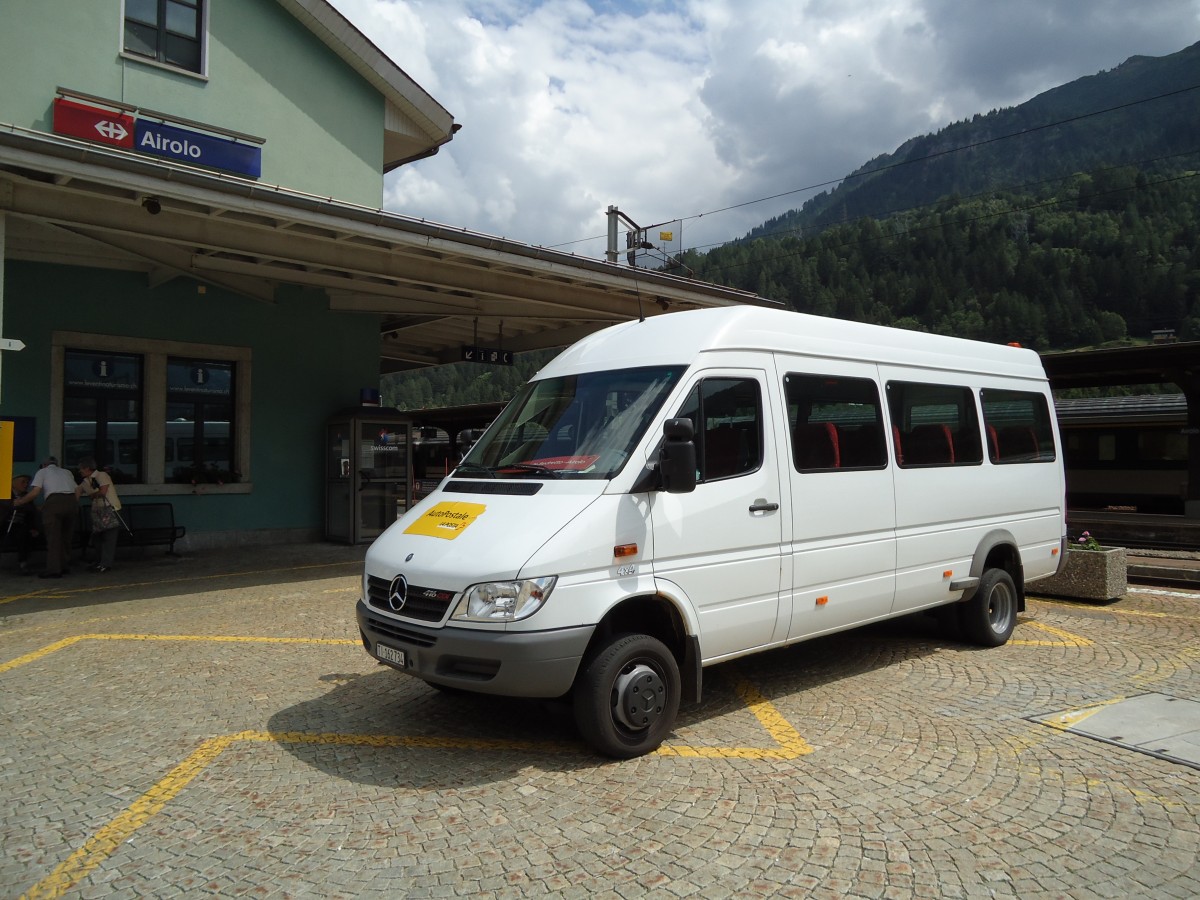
[92,498,119,532]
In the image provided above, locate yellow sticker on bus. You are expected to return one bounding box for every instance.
[403,501,487,540]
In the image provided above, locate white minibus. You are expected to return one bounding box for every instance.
[357,306,1067,757]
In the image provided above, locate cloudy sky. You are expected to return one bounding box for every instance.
[328,0,1199,260]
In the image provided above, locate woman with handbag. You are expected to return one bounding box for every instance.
[77,457,122,573]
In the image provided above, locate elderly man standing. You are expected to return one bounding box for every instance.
[14,456,79,578]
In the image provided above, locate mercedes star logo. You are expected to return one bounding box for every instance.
[387,574,408,612]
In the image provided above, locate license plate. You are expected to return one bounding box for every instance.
[376,643,407,667]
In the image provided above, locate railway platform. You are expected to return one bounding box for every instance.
[1068,509,1200,552]
[1127,550,1200,587]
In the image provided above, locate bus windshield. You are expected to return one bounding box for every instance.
[457,365,686,480]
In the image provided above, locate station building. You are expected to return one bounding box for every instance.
[0,0,763,548]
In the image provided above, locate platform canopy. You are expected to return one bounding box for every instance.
[1041,342,1200,390]
[1043,341,1200,516]
[0,129,771,373]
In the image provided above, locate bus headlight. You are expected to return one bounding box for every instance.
[453,576,557,622]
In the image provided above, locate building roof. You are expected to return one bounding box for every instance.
[0,125,773,372]
[1053,393,1187,423]
[1041,342,1200,390]
[277,0,457,169]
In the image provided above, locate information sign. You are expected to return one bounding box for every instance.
[135,120,262,178]
[53,98,135,148]
[462,345,513,366]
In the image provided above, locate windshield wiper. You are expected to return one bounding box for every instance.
[504,463,564,478]
[453,463,497,478]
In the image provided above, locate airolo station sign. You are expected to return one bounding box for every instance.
[52,96,262,179]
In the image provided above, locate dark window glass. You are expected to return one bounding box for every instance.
[165,358,235,483]
[165,0,198,34]
[62,350,143,483]
[675,378,763,482]
[887,381,983,468]
[980,389,1057,464]
[784,373,886,472]
[124,0,203,72]
[125,0,157,24]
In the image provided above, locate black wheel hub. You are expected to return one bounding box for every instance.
[613,663,665,731]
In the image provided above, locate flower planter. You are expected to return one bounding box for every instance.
[1029,546,1127,601]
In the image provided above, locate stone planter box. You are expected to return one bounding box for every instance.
[1028,546,1128,601]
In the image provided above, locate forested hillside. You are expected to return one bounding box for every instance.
[758,41,1200,235]
[384,43,1200,410]
[386,165,1200,409]
[688,167,1200,350]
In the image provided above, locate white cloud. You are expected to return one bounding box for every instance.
[328,0,1200,256]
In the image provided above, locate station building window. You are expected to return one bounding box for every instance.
[52,333,250,493]
[123,0,206,74]
[165,358,235,484]
[62,350,144,483]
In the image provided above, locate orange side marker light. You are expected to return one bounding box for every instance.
[815,596,829,606]
[614,543,638,559]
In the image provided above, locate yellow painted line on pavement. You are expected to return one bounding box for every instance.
[0,560,360,606]
[1011,621,1093,647]
[655,673,814,760]
[1039,696,1127,731]
[1101,607,1170,618]
[1083,776,1192,810]
[4,631,812,755]
[1032,596,1200,620]
[0,633,357,674]
[2,634,811,757]
[0,636,88,674]
[1132,646,1200,687]
[0,590,73,604]
[20,705,809,899]
[7,618,1109,898]
[21,733,238,900]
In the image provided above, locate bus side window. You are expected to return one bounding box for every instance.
[887,381,983,468]
[675,378,763,482]
[784,373,886,472]
[980,389,1057,464]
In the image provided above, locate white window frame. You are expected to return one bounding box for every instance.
[118,0,210,81]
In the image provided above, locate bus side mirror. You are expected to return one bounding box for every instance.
[659,418,697,494]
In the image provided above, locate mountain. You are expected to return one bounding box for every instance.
[747,41,1200,240]
[385,44,1200,402]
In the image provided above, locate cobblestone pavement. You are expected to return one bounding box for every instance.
[2,545,1199,899]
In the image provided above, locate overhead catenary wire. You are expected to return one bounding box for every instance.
[696,163,1200,280]
[545,82,1200,259]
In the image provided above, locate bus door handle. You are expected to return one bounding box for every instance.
[749,499,779,513]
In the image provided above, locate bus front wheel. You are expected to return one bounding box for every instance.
[573,633,681,759]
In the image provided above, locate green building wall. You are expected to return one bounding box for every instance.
[0,0,385,206]
[1,262,380,538]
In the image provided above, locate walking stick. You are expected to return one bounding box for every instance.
[113,507,134,537]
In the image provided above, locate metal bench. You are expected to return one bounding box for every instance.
[112,502,187,554]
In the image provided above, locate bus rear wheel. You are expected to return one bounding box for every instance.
[573,633,680,759]
[960,568,1017,647]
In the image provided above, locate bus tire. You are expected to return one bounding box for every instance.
[960,568,1017,647]
[573,633,680,759]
